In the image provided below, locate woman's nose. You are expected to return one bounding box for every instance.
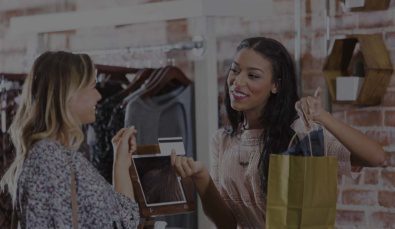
[233,74,245,86]
[96,90,102,101]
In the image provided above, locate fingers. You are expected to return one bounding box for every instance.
[301,98,310,116]
[314,87,321,98]
[171,150,176,165]
[297,97,311,129]
[125,127,137,154]
[187,157,201,174]
[174,156,186,178]
[112,128,127,144]
[172,155,196,178]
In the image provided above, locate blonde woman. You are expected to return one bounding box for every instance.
[0,51,139,228]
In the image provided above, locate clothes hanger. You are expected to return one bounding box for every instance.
[95,64,139,86]
[143,66,168,89]
[116,68,154,103]
[0,73,26,81]
[142,66,191,98]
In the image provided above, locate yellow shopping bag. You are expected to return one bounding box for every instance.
[266,134,338,229]
[266,155,337,229]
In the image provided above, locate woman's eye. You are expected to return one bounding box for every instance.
[249,74,260,79]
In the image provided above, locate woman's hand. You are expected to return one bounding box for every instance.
[298,87,329,124]
[171,152,237,228]
[112,126,137,167]
[112,127,137,199]
[170,151,207,181]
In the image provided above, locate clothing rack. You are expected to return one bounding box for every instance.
[95,64,140,74]
[0,73,27,82]
[0,74,25,134]
[78,38,205,57]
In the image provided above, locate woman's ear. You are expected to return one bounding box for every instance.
[271,84,278,94]
[271,79,280,94]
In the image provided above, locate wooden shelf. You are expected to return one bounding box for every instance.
[323,34,393,106]
[342,0,391,12]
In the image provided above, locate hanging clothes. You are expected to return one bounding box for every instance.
[0,77,24,229]
[88,66,144,182]
[90,94,125,182]
[124,84,196,229]
[89,85,147,182]
[124,85,194,158]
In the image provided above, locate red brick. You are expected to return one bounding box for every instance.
[364,130,393,147]
[386,152,395,167]
[371,212,395,228]
[346,110,383,126]
[335,210,365,226]
[384,111,395,126]
[0,4,75,25]
[304,15,312,28]
[166,19,189,43]
[301,52,325,70]
[381,169,395,188]
[342,172,362,185]
[378,191,395,208]
[381,91,395,107]
[302,71,326,92]
[389,75,395,88]
[305,0,312,15]
[330,14,358,31]
[342,189,377,206]
[358,11,394,29]
[331,103,355,113]
[363,168,379,185]
[273,1,294,15]
[385,31,395,49]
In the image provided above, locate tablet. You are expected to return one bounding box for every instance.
[132,154,187,207]
[129,144,195,218]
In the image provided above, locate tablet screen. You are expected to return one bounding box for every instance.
[132,155,187,207]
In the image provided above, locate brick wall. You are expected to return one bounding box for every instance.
[0,0,394,228]
[301,0,395,228]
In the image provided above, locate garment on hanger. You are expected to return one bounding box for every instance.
[124,84,196,229]
[125,85,194,157]
[90,85,148,182]
[89,67,151,182]
[0,76,24,229]
[90,93,126,182]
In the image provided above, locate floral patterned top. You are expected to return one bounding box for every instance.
[17,139,140,229]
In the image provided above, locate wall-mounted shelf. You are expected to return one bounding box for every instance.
[341,0,391,12]
[323,34,393,105]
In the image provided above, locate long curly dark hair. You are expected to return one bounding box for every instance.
[224,37,300,193]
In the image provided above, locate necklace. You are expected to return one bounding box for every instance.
[237,127,261,168]
[239,149,250,167]
[238,126,248,167]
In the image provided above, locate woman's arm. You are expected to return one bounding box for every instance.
[171,153,237,229]
[112,127,138,199]
[318,111,385,166]
[299,88,386,167]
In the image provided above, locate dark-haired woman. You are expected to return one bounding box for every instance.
[171,37,386,228]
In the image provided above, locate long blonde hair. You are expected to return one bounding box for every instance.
[0,51,96,205]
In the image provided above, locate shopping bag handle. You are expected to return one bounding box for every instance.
[287,133,313,157]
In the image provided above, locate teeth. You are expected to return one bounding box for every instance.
[233,91,247,97]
